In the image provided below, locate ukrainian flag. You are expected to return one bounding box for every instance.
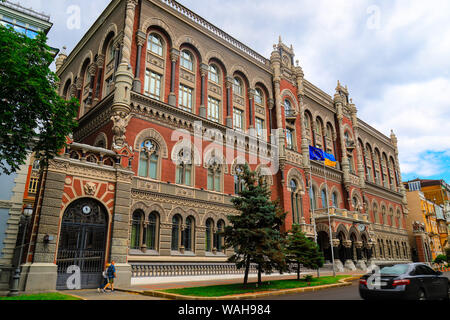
[324,152,337,168]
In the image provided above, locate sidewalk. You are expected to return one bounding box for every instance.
[120,270,365,291]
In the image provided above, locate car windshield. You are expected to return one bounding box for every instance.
[379,264,409,275]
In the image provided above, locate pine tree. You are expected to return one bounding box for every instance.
[224,164,287,286]
[285,224,324,280]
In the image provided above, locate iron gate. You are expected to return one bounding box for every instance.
[56,198,108,290]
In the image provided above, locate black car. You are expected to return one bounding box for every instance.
[359,263,449,300]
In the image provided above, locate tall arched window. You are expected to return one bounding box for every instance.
[234,165,245,194]
[205,219,214,252]
[373,204,379,223]
[321,189,328,209]
[180,50,194,71]
[284,99,293,117]
[131,211,144,250]
[332,192,338,208]
[290,179,302,224]
[382,207,387,225]
[255,88,264,105]
[148,33,163,56]
[184,216,194,252]
[138,140,159,179]
[175,148,193,186]
[171,215,182,251]
[216,220,225,253]
[207,157,222,192]
[145,212,158,250]
[208,64,219,84]
[352,196,360,212]
[233,77,243,96]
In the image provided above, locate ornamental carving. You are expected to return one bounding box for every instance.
[84,182,97,195]
[111,111,132,149]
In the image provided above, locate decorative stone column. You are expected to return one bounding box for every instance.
[270,45,282,129]
[111,0,137,149]
[248,88,255,128]
[168,48,180,106]
[225,76,233,128]
[354,241,367,270]
[343,240,356,270]
[133,31,146,93]
[334,89,350,186]
[332,239,344,272]
[268,98,274,131]
[199,63,209,118]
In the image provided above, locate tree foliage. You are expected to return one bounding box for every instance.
[285,224,324,280]
[224,164,287,286]
[0,25,78,175]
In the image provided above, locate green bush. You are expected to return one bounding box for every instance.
[304,275,313,282]
[434,254,447,265]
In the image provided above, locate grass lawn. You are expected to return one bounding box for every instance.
[161,275,350,297]
[0,292,81,300]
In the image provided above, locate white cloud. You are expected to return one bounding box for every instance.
[14,0,450,180]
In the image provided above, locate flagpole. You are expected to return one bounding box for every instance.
[310,168,320,278]
[323,157,336,277]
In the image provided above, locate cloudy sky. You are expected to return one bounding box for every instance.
[16,0,450,183]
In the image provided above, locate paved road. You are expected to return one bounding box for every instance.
[256,272,450,300]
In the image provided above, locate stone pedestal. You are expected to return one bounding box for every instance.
[21,263,57,293]
[226,117,233,128]
[356,260,367,270]
[199,105,206,118]
[344,259,356,271]
[334,260,345,272]
[114,263,132,288]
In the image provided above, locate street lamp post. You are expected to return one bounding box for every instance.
[8,205,33,297]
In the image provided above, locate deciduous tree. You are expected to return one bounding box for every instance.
[0,25,78,175]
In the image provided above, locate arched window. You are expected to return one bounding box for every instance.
[321,189,328,209]
[332,192,338,208]
[131,210,144,250]
[234,165,246,194]
[208,64,219,84]
[171,215,182,251]
[175,148,193,186]
[184,216,194,252]
[216,220,225,253]
[139,140,159,179]
[233,77,243,96]
[373,204,379,223]
[180,50,193,71]
[290,180,302,224]
[284,99,293,118]
[145,212,158,250]
[205,218,214,252]
[382,207,387,225]
[207,156,222,192]
[148,33,163,56]
[255,88,264,105]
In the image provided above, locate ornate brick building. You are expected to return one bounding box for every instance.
[19,0,411,291]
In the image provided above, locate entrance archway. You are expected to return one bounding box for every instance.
[56,198,108,290]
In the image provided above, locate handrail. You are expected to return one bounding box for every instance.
[159,0,270,66]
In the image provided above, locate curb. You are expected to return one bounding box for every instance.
[117,276,362,300]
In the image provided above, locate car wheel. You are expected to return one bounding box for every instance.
[417,289,426,301]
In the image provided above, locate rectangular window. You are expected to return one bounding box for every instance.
[286,128,294,150]
[207,97,220,122]
[179,85,193,112]
[256,118,265,138]
[144,70,162,100]
[233,108,243,131]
